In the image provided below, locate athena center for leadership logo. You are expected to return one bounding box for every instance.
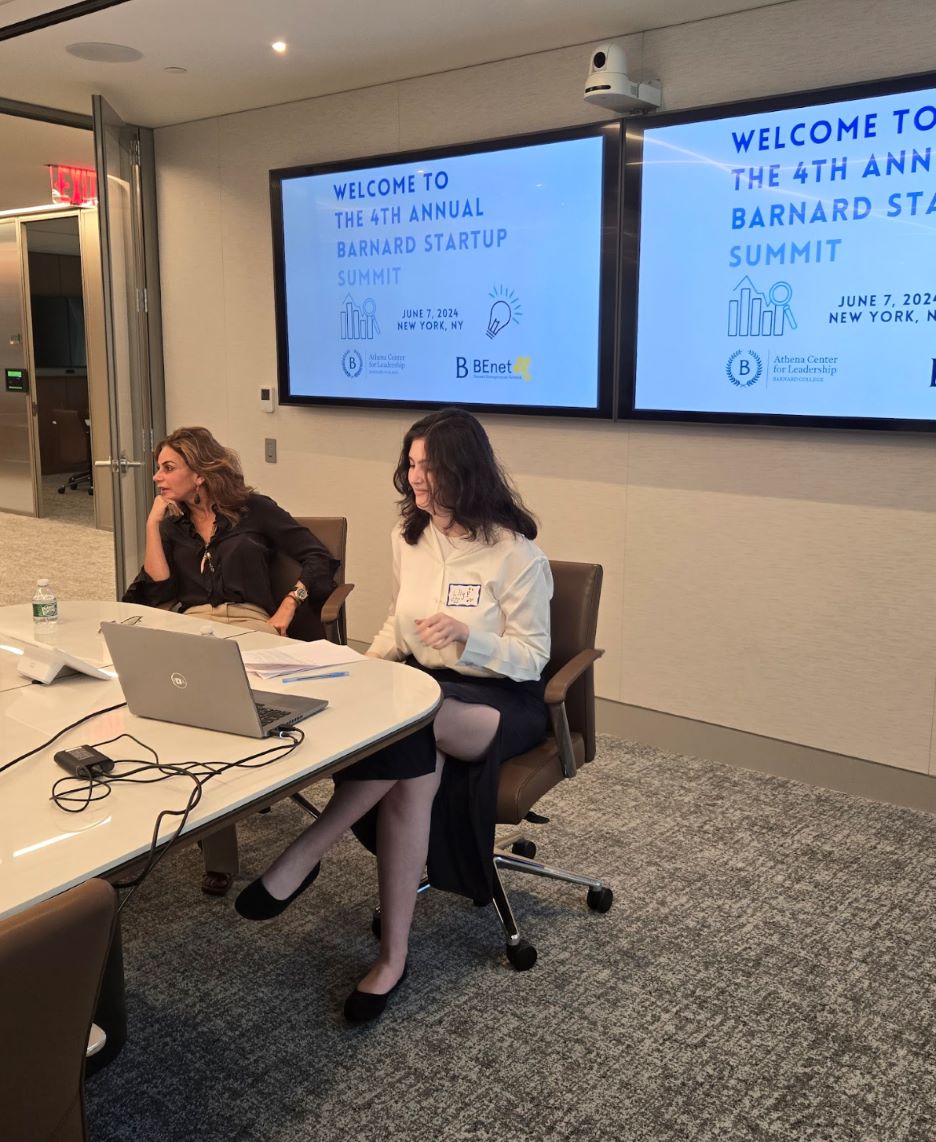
[341,349,363,378]
[726,349,762,388]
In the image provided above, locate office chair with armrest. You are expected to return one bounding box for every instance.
[372,559,612,969]
[156,515,353,642]
[270,515,354,645]
[0,878,118,1142]
[199,517,354,889]
[490,559,612,969]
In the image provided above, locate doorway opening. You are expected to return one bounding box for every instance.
[25,215,95,525]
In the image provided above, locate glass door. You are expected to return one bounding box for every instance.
[0,220,36,515]
[92,94,165,596]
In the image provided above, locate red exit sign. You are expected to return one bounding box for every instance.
[48,164,98,206]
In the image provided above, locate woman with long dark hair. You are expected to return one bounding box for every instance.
[236,408,552,1023]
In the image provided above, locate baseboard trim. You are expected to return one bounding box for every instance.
[346,644,936,814]
[597,698,936,815]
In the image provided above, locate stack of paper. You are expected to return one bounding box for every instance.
[241,640,365,679]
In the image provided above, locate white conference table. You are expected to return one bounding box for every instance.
[0,600,441,921]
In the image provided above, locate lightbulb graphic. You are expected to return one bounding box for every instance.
[486,299,512,339]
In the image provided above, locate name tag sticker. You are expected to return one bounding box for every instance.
[447,583,481,607]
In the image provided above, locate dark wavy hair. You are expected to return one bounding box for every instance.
[393,408,537,545]
[156,426,254,524]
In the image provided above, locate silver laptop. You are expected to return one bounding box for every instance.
[101,623,327,738]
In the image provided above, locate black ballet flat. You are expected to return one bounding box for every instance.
[343,965,408,1024]
[234,862,321,921]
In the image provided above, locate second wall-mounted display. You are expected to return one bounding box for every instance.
[620,71,936,431]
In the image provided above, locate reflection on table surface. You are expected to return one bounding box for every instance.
[0,601,441,920]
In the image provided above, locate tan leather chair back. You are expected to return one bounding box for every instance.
[271,516,348,642]
[545,561,602,764]
[0,879,117,1142]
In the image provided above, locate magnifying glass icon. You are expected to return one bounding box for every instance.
[768,281,797,330]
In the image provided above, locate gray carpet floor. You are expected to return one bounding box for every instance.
[84,738,936,1142]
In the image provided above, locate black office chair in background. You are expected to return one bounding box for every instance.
[53,408,94,496]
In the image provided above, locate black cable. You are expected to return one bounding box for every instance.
[48,725,307,912]
[0,702,127,775]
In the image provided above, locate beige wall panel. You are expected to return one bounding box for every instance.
[396,42,623,148]
[153,0,936,776]
[643,0,933,111]
[620,481,936,773]
[155,120,228,434]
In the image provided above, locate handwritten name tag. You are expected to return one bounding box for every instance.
[446,583,481,607]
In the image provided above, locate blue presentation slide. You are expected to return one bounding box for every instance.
[635,86,936,419]
[280,136,604,409]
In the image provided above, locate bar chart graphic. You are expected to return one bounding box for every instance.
[339,295,380,340]
[728,276,797,338]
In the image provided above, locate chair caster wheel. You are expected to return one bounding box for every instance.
[371,911,381,939]
[506,939,537,971]
[511,839,536,859]
[587,886,613,913]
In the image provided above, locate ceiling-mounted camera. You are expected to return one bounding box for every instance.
[584,43,661,113]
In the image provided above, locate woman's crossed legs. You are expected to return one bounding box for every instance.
[256,698,500,995]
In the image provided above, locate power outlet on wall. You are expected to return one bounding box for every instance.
[264,438,277,463]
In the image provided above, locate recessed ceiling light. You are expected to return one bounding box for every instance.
[65,42,143,63]
[271,41,287,54]
[164,66,188,74]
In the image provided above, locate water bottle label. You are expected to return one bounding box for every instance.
[33,601,58,621]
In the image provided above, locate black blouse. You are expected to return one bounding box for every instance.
[123,494,339,615]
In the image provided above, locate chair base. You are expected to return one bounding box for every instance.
[490,848,612,969]
[57,468,93,495]
[370,849,612,972]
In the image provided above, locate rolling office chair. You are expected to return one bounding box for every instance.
[199,517,354,890]
[280,517,356,819]
[270,515,354,644]
[372,559,613,969]
[489,560,612,969]
[156,515,353,641]
[0,878,118,1142]
[53,408,93,496]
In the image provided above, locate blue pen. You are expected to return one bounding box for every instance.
[282,670,350,684]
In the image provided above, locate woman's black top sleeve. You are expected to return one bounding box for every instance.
[122,494,339,614]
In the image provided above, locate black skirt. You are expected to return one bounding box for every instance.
[340,663,548,903]
[333,664,546,782]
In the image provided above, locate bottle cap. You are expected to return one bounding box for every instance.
[37,578,49,586]
[200,624,215,636]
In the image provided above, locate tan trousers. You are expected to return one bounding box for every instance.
[183,601,273,634]
[185,603,273,876]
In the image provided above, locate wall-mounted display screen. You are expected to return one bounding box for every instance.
[623,72,936,430]
[271,124,619,417]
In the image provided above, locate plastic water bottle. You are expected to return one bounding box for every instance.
[32,578,58,629]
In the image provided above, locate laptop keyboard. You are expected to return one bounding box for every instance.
[256,703,291,727]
